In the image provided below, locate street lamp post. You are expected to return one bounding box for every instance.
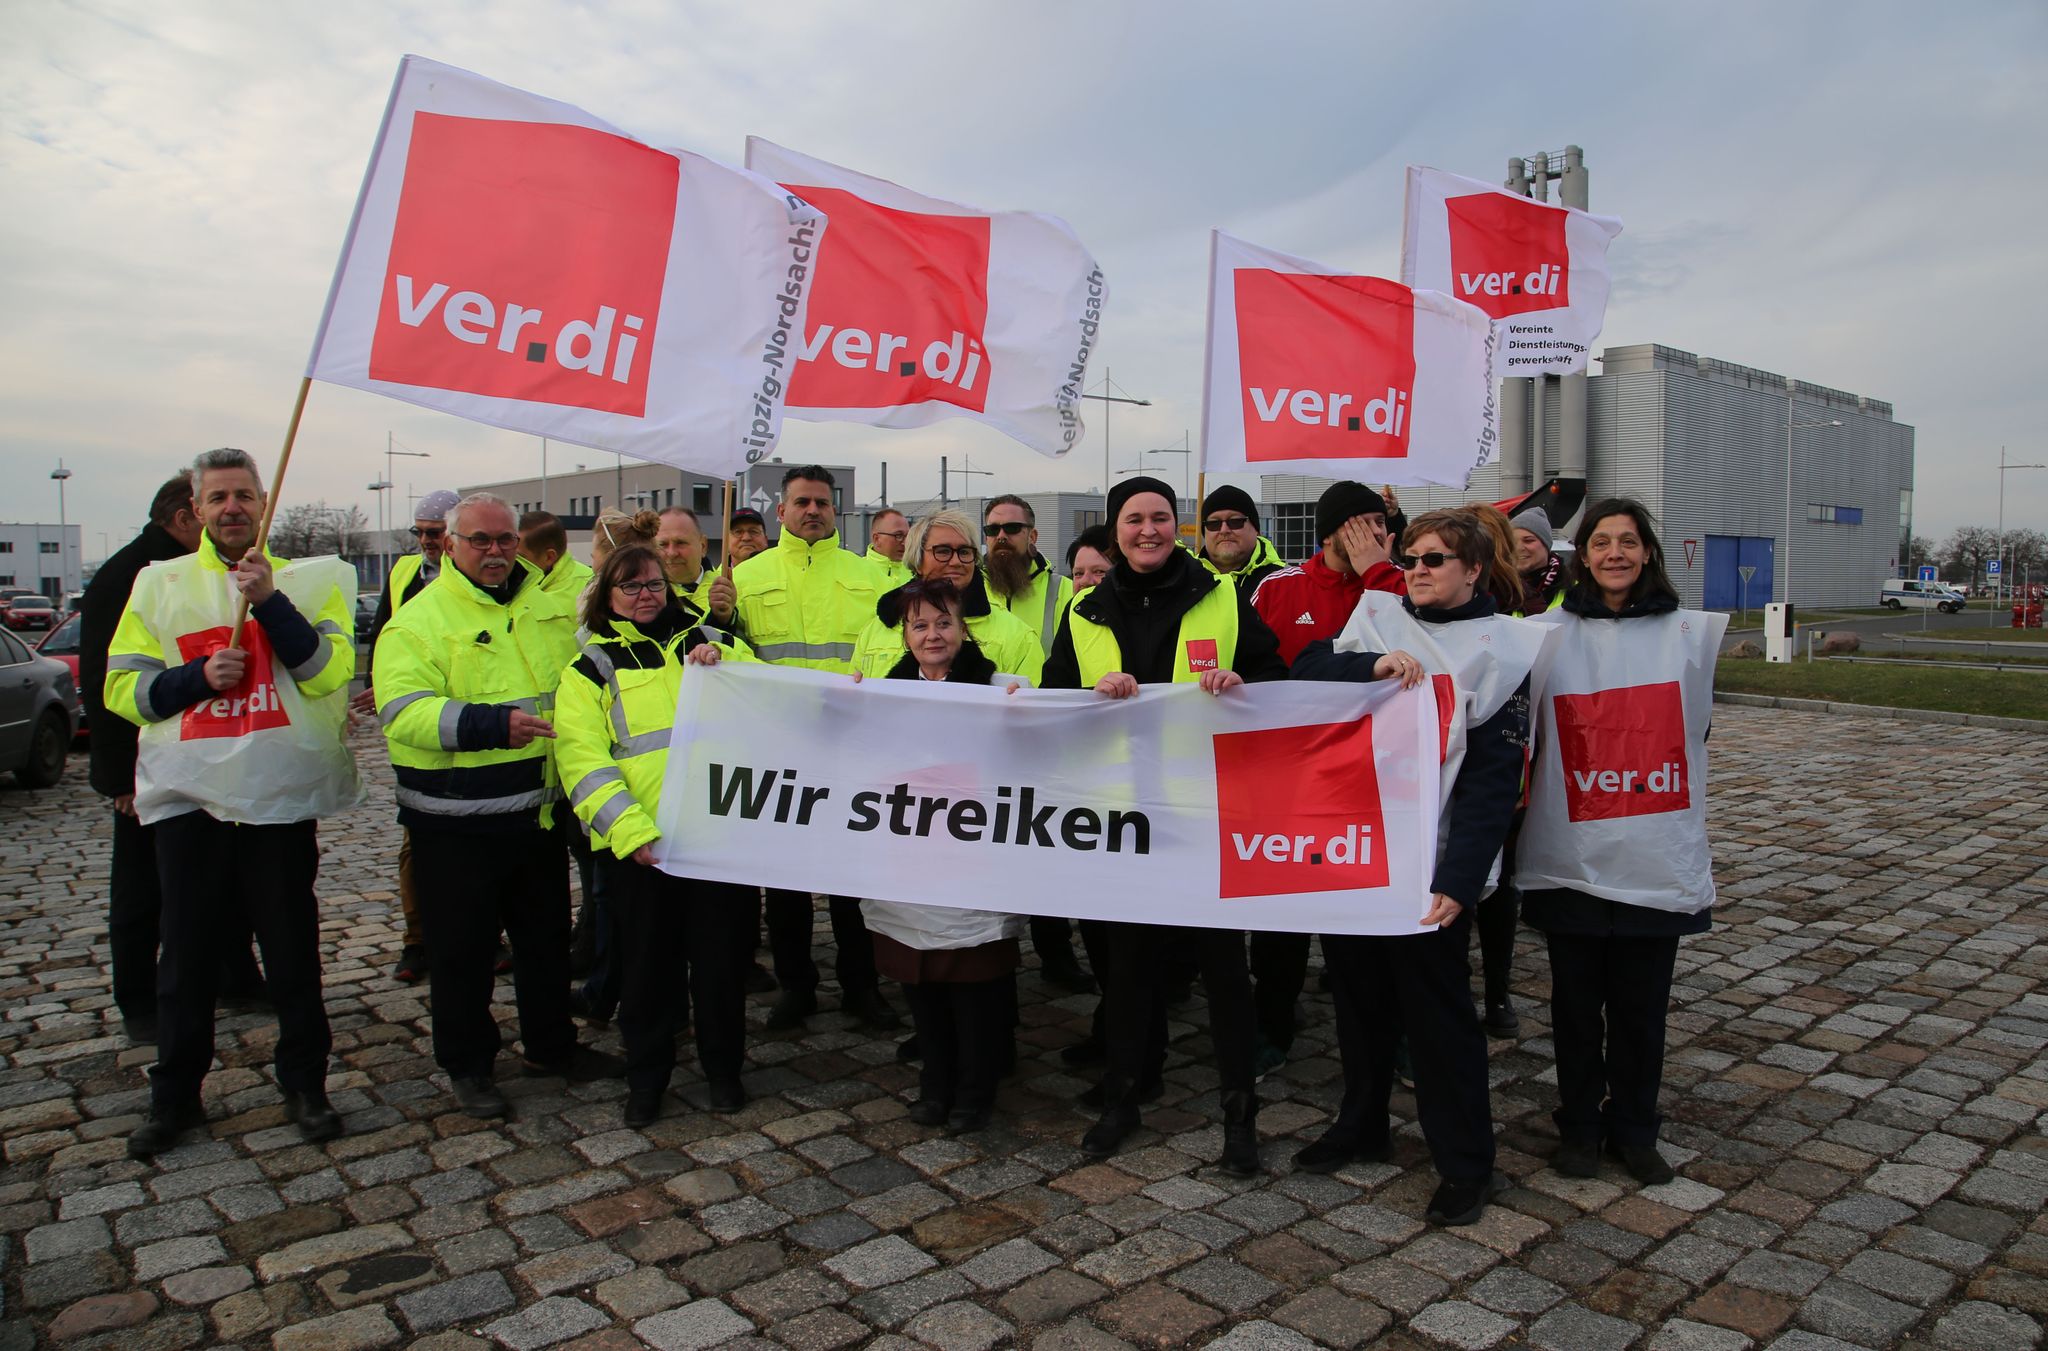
[1783,403,1844,605]
[1082,368,1151,497]
[368,479,394,585]
[1994,447,2048,625]
[50,461,72,597]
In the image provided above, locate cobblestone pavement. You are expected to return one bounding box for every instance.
[2,706,2045,1350]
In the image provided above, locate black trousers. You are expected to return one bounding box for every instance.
[1250,931,1311,1050]
[902,976,1014,1111]
[1324,914,1495,1184]
[1475,888,1520,1007]
[564,824,622,1017]
[109,809,163,1020]
[611,862,753,1094]
[410,826,574,1079]
[765,889,877,997]
[152,813,329,1105]
[1029,916,1079,969]
[1100,922,1254,1104]
[1077,919,1113,1045]
[1545,932,1680,1148]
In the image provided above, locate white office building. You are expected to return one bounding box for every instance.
[0,524,83,599]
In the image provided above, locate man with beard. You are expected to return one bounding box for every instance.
[980,494,1091,992]
[982,496,1073,657]
[1198,486,1286,594]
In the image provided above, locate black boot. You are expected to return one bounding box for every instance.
[128,1100,206,1159]
[1080,1103,1139,1159]
[1220,1091,1260,1177]
[284,1088,343,1143]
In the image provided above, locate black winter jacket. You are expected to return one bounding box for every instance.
[81,522,190,797]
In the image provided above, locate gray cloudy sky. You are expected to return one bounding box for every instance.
[4,1,2044,558]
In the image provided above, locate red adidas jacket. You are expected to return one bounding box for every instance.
[1249,551,1406,668]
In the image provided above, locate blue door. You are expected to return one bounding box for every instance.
[1703,535,1776,609]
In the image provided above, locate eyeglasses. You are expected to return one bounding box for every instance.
[925,544,976,562]
[1204,515,1251,532]
[453,532,521,554]
[1397,551,1453,570]
[873,530,908,542]
[410,525,446,540]
[613,579,667,597]
[983,521,1030,538]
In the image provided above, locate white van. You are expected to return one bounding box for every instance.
[1879,579,1967,613]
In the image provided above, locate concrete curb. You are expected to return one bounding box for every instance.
[1714,690,2045,731]
[1893,633,2047,651]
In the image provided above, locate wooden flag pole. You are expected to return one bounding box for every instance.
[720,480,736,574]
[229,376,314,638]
[1192,472,1206,558]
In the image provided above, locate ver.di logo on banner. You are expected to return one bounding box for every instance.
[1212,717,1391,899]
[1233,270,1417,464]
[369,114,678,416]
[782,185,993,413]
[1553,680,1690,822]
[1444,189,1570,320]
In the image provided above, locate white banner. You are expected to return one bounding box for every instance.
[654,663,1442,935]
[1401,165,1623,378]
[745,138,1106,457]
[1200,230,1498,487]
[307,56,825,476]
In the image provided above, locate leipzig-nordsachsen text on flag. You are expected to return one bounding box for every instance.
[653,664,1443,936]
[1201,231,1499,487]
[744,138,1107,458]
[306,56,826,477]
[1401,165,1623,378]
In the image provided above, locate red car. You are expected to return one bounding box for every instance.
[36,613,88,742]
[4,595,59,631]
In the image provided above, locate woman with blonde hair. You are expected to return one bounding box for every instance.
[851,508,1042,684]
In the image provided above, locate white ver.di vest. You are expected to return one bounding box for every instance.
[1334,593,1554,896]
[1514,607,1728,914]
[132,555,364,826]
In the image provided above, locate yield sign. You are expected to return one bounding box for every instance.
[1683,538,1697,568]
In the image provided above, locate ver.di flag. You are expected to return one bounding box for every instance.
[1200,230,1498,486]
[307,56,826,476]
[654,663,1442,936]
[745,137,1107,457]
[1401,165,1623,377]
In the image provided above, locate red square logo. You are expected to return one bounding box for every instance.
[1184,638,1219,674]
[1554,681,1689,822]
[782,184,992,412]
[370,113,678,415]
[1444,191,1570,320]
[174,623,291,741]
[1213,718,1389,899]
[1234,271,1416,462]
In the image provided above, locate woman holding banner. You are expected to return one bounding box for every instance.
[1514,500,1726,1186]
[1290,507,1546,1227]
[1042,476,1286,1175]
[554,543,757,1127]
[857,577,1029,1133]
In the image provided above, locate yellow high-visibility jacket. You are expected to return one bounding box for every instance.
[553,613,754,860]
[729,531,881,673]
[990,556,1075,656]
[850,573,1043,683]
[374,559,578,830]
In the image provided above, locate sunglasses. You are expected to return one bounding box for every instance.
[1204,515,1251,532]
[1397,551,1454,571]
[925,543,977,562]
[982,521,1030,538]
[613,579,667,597]
[410,525,446,539]
[453,532,522,554]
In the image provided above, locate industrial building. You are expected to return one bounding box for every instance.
[0,524,83,599]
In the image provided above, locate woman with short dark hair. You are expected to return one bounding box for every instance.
[1515,498,1727,1185]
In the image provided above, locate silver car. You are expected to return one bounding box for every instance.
[0,626,78,787]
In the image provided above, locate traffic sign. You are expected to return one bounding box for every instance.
[1987,559,2002,577]
[1918,565,1937,583]
[1683,538,1697,569]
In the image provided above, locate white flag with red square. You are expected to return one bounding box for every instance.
[745,138,1106,457]
[1401,165,1623,378]
[1200,230,1498,486]
[307,56,825,477]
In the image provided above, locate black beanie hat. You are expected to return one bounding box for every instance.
[1200,484,1260,532]
[1107,475,1177,524]
[1314,481,1388,546]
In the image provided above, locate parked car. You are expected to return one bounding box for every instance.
[3,595,59,631]
[36,614,88,742]
[354,594,380,643]
[1879,580,1967,613]
[0,626,77,787]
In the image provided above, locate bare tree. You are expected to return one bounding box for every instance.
[1938,525,1999,588]
[1906,535,1937,571]
[266,501,371,559]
